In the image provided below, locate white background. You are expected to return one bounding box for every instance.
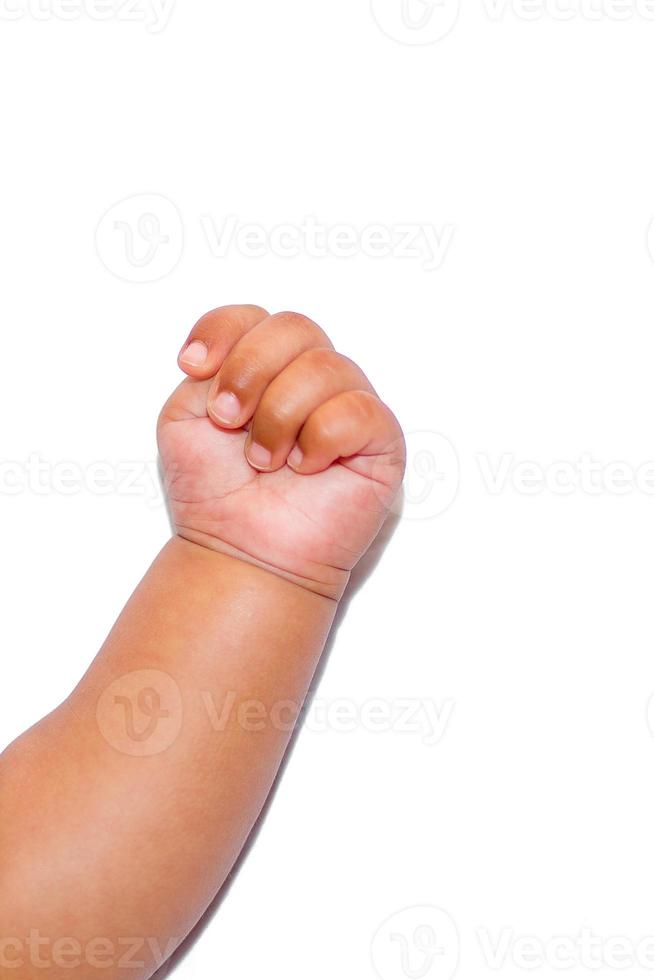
[2,1,654,978]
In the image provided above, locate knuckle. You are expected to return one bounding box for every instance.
[349,389,378,421]
[272,309,310,326]
[258,399,294,431]
[299,347,340,374]
[239,303,269,319]
[272,310,324,340]
[192,304,268,340]
[192,307,223,336]
[201,303,266,321]
[219,355,260,396]
[308,416,336,446]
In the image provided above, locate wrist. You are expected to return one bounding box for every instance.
[173,529,349,602]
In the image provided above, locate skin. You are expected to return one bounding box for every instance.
[0,305,405,980]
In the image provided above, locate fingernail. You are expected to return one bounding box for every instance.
[212,391,241,424]
[247,442,272,470]
[288,446,303,469]
[180,340,208,367]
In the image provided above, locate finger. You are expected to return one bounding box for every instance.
[207,311,333,430]
[245,349,375,472]
[178,304,269,379]
[288,390,405,483]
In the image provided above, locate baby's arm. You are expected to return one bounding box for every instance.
[1,541,335,979]
[0,306,405,980]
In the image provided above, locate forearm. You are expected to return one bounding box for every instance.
[0,536,337,979]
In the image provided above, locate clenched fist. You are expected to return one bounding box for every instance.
[158,305,405,599]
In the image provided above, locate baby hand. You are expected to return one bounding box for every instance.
[158,305,405,599]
